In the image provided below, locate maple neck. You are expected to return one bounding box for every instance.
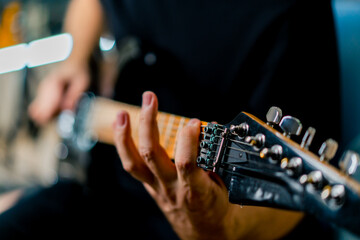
[86,97,207,159]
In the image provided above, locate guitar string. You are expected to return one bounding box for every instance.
[91,107,271,170]
[200,141,260,157]
[92,111,257,157]
[95,115,259,158]
[200,133,253,148]
[91,106,258,156]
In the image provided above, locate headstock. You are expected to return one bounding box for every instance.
[197,107,360,235]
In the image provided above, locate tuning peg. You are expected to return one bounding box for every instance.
[279,116,302,138]
[321,184,346,207]
[230,122,249,138]
[299,170,323,189]
[245,133,265,150]
[266,106,282,127]
[281,157,303,176]
[260,145,283,163]
[300,127,316,150]
[318,139,338,162]
[339,150,360,176]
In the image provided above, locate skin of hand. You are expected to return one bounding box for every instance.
[113,91,304,240]
[28,0,104,125]
[28,61,90,125]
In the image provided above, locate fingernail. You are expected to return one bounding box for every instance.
[142,92,153,106]
[116,112,127,128]
[187,118,199,126]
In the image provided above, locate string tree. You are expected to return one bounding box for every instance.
[266,106,282,127]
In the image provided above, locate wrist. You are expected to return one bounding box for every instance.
[63,55,89,70]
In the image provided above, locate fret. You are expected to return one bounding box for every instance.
[172,117,187,159]
[158,113,169,148]
[87,97,204,160]
[164,114,175,149]
[157,113,166,136]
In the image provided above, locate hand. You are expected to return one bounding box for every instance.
[28,61,90,125]
[113,91,241,239]
[113,91,303,240]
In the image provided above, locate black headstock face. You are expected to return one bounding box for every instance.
[197,109,360,236]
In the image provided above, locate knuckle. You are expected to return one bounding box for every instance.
[177,160,194,174]
[139,147,157,163]
[184,188,202,211]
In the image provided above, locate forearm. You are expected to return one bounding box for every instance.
[63,0,104,66]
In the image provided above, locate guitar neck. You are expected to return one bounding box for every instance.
[86,97,207,159]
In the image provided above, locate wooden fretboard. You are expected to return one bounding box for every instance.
[86,97,207,159]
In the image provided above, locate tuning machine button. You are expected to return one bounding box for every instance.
[230,123,249,138]
[339,150,360,176]
[266,106,283,127]
[318,139,338,162]
[245,133,265,150]
[279,116,302,138]
[301,127,316,150]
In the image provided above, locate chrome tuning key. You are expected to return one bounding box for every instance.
[300,127,316,150]
[300,170,323,189]
[260,145,283,163]
[245,133,265,150]
[339,150,360,176]
[281,157,303,176]
[230,122,249,138]
[266,106,282,127]
[318,139,338,162]
[279,116,302,138]
[321,184,346,207]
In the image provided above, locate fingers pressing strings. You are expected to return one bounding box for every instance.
[138,91,177,182]
[114,111,154,184]
[175,119,210,190]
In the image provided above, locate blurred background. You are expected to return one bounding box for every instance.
[0,0,121,192]
[0,0,70,192]
[0,0,359,237]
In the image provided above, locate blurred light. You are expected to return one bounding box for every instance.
[28,33,73,68]
[0,33,73,74]
[99,36,115,51]
[0,43,27,74]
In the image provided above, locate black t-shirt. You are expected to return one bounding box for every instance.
[99,0,340,143]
